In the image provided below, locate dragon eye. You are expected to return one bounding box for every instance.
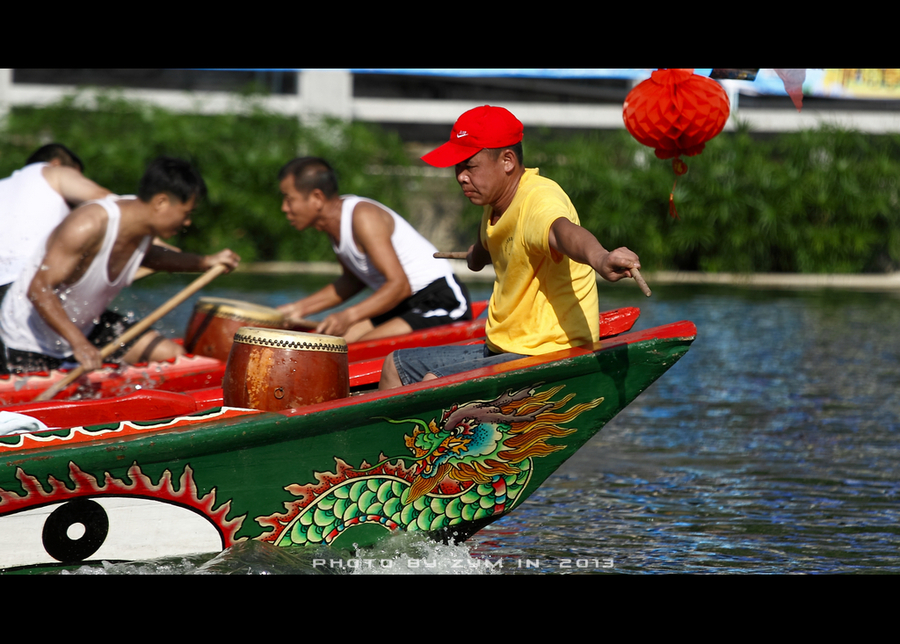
[452,420,475,437]
[0,496,224,571]
[42,498,109,563]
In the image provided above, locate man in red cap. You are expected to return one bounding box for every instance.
[379,105,642,389]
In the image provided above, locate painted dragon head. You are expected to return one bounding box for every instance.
[379,385,604,503]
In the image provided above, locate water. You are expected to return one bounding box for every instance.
[52,274,900,574]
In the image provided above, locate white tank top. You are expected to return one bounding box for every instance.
[0,163,71,286]
[0,196,150,358]
[332,196,456,294]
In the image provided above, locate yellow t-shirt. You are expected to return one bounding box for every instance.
[482,168,599,355]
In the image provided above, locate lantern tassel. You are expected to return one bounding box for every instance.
[669,181,680,220]
[669,158,688,220]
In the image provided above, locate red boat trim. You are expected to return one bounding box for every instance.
[279,320,698,417]
[0,405,264,452]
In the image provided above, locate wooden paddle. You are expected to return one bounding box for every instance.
[134,266,156,280]
[33,263,230,402]
[433,251,652,297]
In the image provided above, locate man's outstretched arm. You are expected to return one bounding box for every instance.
[548,217,640,282]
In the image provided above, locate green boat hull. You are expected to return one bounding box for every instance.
[0,320,696,572]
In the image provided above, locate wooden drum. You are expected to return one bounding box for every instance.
[185,297,288,362]
[222,327,349,411]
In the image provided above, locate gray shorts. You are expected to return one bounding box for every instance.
[392,342,527,386]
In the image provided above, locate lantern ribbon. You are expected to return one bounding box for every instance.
[669,158,688,220]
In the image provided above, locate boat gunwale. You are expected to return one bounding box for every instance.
[279,318,697,417]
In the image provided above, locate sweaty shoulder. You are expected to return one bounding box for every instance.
[52,201,109,251]
[37,201,112,286]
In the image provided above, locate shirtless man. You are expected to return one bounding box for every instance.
[0,144,111,298]
[276,157,470,343]
[0,157,240,375]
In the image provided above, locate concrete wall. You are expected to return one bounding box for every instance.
[4,69,900,134]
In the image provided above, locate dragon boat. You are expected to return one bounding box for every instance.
[0,316,695,573]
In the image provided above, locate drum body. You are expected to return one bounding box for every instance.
[185,297,287,362]
[223,327,349,411]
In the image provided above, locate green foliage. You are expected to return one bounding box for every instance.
[528,124,900,273]
[0,93,414,263]
[3,93,900,273]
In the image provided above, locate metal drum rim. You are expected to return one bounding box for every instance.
[232,326,348,353]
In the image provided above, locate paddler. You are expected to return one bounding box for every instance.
[276,156,472,342]
[0,156,240,375]
[0,144,112,304]
[379,105,642,389]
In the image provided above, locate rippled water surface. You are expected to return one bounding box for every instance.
[57,275,900,574]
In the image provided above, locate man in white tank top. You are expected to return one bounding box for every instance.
[0,157,240,375]
[0,144,111,298]
[276,157,471,343]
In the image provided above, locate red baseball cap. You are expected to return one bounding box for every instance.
[421,105,524,168]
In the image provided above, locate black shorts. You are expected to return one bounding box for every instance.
[0,309,149,375]
[371,276,472,331]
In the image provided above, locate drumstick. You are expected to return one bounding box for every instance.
[33,264,229,402]
[435,252,651,297]
[631,267,652,297]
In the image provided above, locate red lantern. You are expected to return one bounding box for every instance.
[623,68,730,218]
